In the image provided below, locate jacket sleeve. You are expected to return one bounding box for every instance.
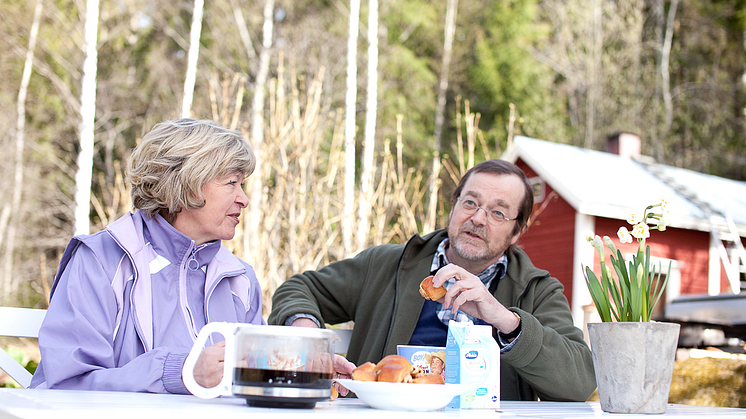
[501,277,597,402]
[32,244,188,393]
[267,247,386,327]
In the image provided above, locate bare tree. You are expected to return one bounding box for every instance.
[245,0,274,266]
[584,0,602,149]
[356,0,379,251]
[1,0,43,303]
[181,0,204,118]
[426,0,458,233]
[230,0,258,67]
[659,0,679,145]
[343,0,361,256]
[73,0,100,236]
[531,0,649,149]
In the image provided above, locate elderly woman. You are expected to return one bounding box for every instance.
[31,119,276,393]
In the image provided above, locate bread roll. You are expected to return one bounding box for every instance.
[374,355,412,373]
[355,361,377,373]
[419,275,447,300]
[350,355,442,384]
[351,369,377,381]
[377,364,411,383]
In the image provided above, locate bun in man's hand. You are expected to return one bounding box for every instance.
[419,275,446,300]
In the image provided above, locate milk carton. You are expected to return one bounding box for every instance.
[445,320,500,409]
[396,345,446,377]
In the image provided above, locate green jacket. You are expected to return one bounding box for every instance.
[268,230,596,401]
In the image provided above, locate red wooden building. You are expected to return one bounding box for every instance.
[503,135,746,336]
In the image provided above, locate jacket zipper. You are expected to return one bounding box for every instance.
[183,243,208,339]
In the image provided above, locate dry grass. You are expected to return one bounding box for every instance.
[669,357,746,407]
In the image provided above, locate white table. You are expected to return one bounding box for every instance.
[1,388,745,419]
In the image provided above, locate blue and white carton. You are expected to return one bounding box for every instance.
[445,320,500,409]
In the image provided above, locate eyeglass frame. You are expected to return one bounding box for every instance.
[455,197,517,225]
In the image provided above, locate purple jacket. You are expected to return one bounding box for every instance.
[30,211,265,393]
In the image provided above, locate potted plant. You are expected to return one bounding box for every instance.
[583,199,680,414]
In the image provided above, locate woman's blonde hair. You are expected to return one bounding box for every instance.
[127,119,255,220]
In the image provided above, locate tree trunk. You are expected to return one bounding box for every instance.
[585,0,602,150]
[73,0,100,236]
[659,0,679,148]
[426,0,458,233]
[230,0,257,71]
[1,0,43,303]
[245,0,274,266]
[343,0,361,256]
[181,0,204,118]
[356,0,379,252]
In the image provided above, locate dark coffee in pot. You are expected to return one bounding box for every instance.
[232,368,334,408]
[234,368,332,388]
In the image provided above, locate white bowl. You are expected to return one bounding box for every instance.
[335,379,476,411]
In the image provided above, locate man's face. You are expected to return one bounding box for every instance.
[446,172,524,272]
[430,357,444,375]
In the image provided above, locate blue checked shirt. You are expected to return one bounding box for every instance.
[430,238,507,326]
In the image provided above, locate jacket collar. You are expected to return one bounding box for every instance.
[105,211,249,350]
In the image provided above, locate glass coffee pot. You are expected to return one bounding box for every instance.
[183,323,339,408]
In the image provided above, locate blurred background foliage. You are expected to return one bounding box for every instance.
[0,0,744,309]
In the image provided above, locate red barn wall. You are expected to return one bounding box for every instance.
[515,159,577,308]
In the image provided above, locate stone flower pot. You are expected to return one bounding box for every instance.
[588,322,680,414]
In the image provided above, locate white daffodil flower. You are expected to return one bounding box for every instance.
[631,222,650,239]
[617,227,633,244]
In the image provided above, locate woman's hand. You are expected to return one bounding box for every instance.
[190,341,226,388]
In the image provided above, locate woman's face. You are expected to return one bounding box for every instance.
[172,172,249,245]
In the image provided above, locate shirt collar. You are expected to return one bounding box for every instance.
[430,238,507,286]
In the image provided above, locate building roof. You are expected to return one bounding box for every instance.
[503,136,746,235]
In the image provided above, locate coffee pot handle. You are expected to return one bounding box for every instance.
[182,322,237,398]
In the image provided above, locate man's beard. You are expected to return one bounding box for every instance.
[449,220,510,263]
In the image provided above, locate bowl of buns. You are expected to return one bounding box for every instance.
[335,355,475,411]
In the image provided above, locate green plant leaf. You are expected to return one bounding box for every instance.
[584,265,613,322]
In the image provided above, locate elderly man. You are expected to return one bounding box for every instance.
[268,159,596,401]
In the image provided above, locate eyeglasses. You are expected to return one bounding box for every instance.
[456,197,517,225]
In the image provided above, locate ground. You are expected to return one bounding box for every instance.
[668,354,746,407]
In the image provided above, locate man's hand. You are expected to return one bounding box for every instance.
[332,354,356,396]
[432,263,520,335]
[190,341,226,388]
[290,317,320,328]
[289,319,356,396]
